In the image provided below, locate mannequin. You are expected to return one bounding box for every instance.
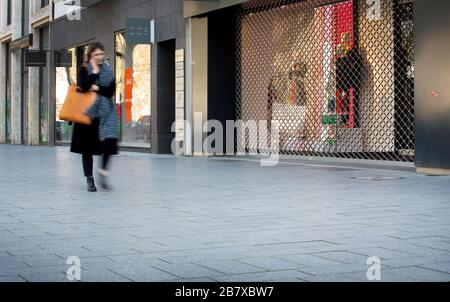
[288,62,307,138]
[267,77,278,135]
[288,62,307,106]
[335,32,362,128]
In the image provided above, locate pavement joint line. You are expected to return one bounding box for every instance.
[105,269,135,282]
[415,264,450,275]
[156,258,173,265]
[148,265,190,279]
[191,262,265,276]
[209,156,417,175]
[253,240,340,247]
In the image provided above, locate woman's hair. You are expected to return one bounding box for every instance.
[85,42,105,63]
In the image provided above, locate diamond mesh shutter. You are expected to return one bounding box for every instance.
[236,0,415,162]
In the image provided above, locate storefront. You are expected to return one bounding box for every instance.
[54,36,153,148]
[51,0,183,153]
[187,0,415,162]
[238,0,415,161]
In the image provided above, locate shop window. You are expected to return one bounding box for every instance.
[41,0,50,8]
[115,33,152,147]
[7,0,12,26]
[55,48,77,143]
[237,0,415,162]
[22,0,30,37]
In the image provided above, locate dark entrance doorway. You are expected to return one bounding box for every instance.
[152,39,175,154]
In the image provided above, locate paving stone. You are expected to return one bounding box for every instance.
[0,275,27,282]
[417,262,450,274]
[312,251,370,265]
[274,254,348,267]
[149,262,227,279]
[234,256,309,271]
[17,266,74,282]
[210,270,311,282]
[193,260,268,275]
[108,266,179,282]
[381,266,450,282]
[80,268,133,282]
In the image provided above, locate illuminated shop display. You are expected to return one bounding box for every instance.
[237,0,415,161]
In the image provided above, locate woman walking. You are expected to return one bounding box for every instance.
[70,42,118,192]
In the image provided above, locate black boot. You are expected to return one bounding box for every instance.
[87,177,97,192]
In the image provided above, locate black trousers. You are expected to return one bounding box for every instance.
[82,138,117,178]
[82,154,94,178]
[82,153,111,178]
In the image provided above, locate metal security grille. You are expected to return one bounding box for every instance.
[236,0,415,162]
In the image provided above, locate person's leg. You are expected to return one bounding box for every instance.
[98,139,116,190]
[82,154,93,178]
[101,153,111,171]
[98,153,111,190]
[98,153,110,175]
[82,154,97,192]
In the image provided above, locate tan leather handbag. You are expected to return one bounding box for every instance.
[59,85,97,125]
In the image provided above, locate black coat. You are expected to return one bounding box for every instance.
[70,65,116,155]
[70,118,102,155]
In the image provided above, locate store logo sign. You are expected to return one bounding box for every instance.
[367,0,381,21]
[125,19,155,45]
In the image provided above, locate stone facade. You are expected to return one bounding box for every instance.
[0,0,51,145]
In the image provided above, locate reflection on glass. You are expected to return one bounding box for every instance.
[115,33,151,147]
[55,48,76,142]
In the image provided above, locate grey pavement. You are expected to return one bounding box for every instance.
[0,145,450,282]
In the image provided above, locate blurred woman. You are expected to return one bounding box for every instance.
[70,42,118,191]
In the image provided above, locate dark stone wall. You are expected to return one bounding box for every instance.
[207,7,237,154]
[414,1,450,169]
